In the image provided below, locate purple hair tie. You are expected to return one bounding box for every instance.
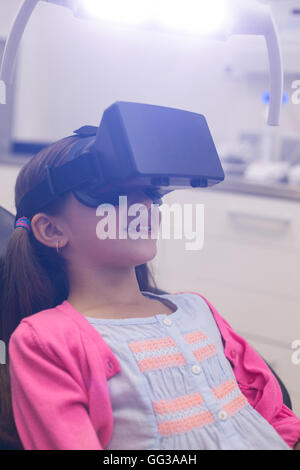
[15,216,31,232]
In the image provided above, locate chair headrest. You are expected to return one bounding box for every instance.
[0,207,14,257]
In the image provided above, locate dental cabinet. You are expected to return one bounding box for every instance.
[152,186,300,417]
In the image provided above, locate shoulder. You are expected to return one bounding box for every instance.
[9,302,120,378]
[16,303,78,334]
[9,303,87,363]
[173,291,233,328]
[170,291,225,321]
[165,291,208,309]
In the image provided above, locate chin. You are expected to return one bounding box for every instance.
[127,240,158,266]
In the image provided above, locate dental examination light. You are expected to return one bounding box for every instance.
[0,0,283,126]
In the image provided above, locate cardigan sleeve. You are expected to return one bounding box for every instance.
[8,321,103,450]
[269,404,300,450]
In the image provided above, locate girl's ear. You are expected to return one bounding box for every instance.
[30,213,69,250]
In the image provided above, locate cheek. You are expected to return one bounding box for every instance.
[67,203,159,266]
[95,210,159,265]
[79,235,158,268]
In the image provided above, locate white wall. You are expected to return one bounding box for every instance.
[1,0,299,148]
[9,1,242,143]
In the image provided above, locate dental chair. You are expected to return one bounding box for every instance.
[0,206,14,257]
[0,205,293,450]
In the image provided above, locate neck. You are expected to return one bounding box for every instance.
[66,260,146,314]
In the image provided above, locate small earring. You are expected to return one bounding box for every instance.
[56,240,60,253]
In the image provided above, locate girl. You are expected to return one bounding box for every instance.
[0,133,300,450]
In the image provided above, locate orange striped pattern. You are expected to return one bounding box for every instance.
[137,353,186,373]
[158,410,215,437]
[153,392,204,415]
[129,337,176,354]
[211,379,237,399]
[193,344,217,362]
[183,330,207,344]
[222,394,248,416]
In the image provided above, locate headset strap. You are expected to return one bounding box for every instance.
[15,137,104,223]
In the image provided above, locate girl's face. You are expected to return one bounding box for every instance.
[59,189,162,268]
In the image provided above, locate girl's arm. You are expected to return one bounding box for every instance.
[8,321,103,450]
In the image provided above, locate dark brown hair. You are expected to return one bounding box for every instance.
[0,135,163,449]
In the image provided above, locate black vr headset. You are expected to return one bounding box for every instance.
[15,101,225,224]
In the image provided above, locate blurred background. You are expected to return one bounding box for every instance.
[0,0,300,415]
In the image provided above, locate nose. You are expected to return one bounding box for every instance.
[130,191,154,208]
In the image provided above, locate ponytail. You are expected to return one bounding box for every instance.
[0,223,69,449]
[1,227,68,344]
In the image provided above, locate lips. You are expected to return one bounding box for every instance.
[122,205,161,237]
[127,223,152,236]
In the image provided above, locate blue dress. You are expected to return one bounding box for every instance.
[86,291,290,450]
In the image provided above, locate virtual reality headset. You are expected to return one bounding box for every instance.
[15,101,225,223]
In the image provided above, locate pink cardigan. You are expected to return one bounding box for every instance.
[8,292,300,450]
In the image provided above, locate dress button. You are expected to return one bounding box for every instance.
[218,410,228,421]
[163,317,172,326]
[192,365,201,375]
